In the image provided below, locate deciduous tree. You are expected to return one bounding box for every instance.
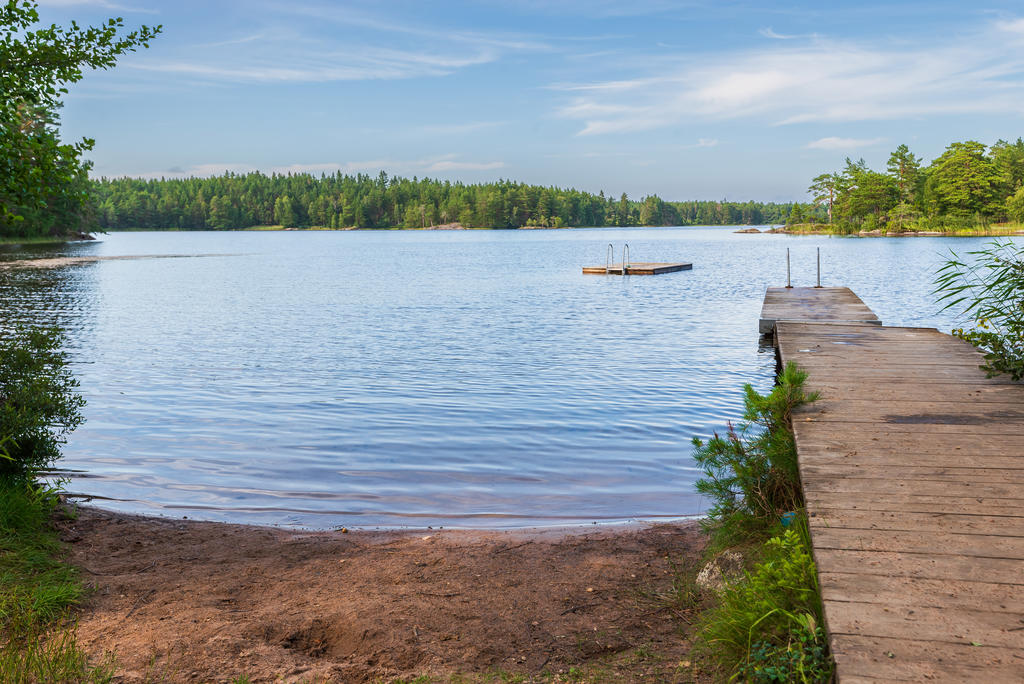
[0,0,160,237]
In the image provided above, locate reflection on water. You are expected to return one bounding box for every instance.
[0,229,1014,528]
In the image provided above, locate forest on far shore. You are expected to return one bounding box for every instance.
[90,173,802,231]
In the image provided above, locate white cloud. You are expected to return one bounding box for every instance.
[554,18,1024,135]
[419,121,508,135]
[805,136,885,150]
[995,18,1024,35]
[119,4,546,85]
[427,160,505,171]
[130,44,496,83]
[36,0,157,12]
[695,138,718,147]
[759,27,800,40]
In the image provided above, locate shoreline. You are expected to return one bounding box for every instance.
[60,504,707,683]
[744,224,1024,237]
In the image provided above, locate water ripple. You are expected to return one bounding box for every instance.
[1,228,1014,528]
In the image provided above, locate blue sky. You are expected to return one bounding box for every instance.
[36,0,1024,201]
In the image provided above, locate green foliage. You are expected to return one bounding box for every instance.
[1006,186,1024,223]
[886,145,922,230]
[0,0,160,238]
[737,620,831,683]
[0,326,85,483]
[0,622,115,684]
[807,173,840,223]
[935,239,1024,380]
[807,138,1024,232]
[926,141,998,219]
[91,173,803,230]
[0,480,114,683]
[698,524,831,683]
[692,362,817,548]
[0,482,81,629]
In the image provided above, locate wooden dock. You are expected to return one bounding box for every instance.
[759,286,880,334]
[582,262,692,275]
[763,288,1024,681]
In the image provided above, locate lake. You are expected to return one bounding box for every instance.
[0,228,1010,528]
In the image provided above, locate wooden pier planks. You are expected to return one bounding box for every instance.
[774,320,1024,682]
[759,287,881,333]
[581,262,692,275]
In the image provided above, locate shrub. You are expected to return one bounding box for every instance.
[698,523,831,682]
[0,326,85,483]
[692,362,817,549]
[935,239,1024,380]
[1006,187,1024,224]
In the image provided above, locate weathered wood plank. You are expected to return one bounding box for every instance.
[795,426,1024,456]
[801,464,1024,482]
[809,527,1024,560]
[818,572,1024,613]
[813,549,1024,584]
[799,452,1024,469]
[804,491,1024,516]
[831,636,1023,683]
[800,384,1024,403]
[824,601,1023,648]
[802,476,1024,501]
[810,509,1024,535]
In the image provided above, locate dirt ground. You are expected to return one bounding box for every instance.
[58,507,709,683]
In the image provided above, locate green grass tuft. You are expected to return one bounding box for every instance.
[0,481,115,683]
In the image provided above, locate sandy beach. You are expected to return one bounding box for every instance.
[59,506,707,683]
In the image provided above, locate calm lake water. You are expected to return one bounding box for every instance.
[0,228,1013,528]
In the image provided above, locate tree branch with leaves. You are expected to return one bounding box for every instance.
[0,0,161,237]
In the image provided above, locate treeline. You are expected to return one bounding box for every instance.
[91,172,796,230]
[801,139,1024,231]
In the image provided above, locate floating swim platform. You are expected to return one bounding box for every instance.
[582,262,692,275]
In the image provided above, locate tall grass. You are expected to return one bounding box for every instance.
[935,238,1024,380]
[697,519,831,683]
[0,481,114,683]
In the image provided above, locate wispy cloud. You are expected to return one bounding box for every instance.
[129,44,496,83]
[758,27,818,40]
[494,0,709,19]
[123,3,547,85]
[283,3,550,51]
[427,160,505,171]
[805,136,885,150]
[995,17,1024,35]
[555,18,1024,135]
[419,121,508,135]
[36,0,158,13]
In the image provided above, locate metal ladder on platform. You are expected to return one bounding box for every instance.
[604,243,631,274]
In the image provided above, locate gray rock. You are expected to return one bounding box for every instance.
[695,550,746,593]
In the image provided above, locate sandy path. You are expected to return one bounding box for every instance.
[59,507,706,683]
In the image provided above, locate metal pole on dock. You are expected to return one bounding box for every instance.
[815,247,821,288]
[786,248,792,288]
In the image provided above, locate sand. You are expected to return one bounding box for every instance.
[59,506,707,683]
